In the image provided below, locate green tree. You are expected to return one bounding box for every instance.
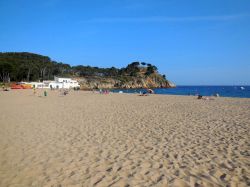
[0,62,13,82]
[145,65,157,75]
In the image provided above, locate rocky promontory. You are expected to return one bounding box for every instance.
[75,62,174,89]
[78,73,174,90]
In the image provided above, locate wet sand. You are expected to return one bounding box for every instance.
[0,90,249,187]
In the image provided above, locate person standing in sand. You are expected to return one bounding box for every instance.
[33,87,36,95]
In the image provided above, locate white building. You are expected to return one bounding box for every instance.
[31,82,49,89]
[49,82,63,89]
[49,77,80,89]
[31,77,80,89]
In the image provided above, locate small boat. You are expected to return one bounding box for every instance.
[11,82,33,89]
[240,87,245,90]
[21,84,32,89]
[11,84,23,89]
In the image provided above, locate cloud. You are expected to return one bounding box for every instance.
[82,14,249,23]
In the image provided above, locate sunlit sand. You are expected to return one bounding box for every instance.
[0,90,249,186]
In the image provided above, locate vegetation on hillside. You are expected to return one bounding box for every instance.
[0,52,167,84]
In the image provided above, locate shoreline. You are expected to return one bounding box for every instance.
[4,88,250,99]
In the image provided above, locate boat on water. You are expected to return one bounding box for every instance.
[240,86,245,90]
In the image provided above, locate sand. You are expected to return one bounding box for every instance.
[0,89,249,187]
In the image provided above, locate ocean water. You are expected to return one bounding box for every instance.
[112,86,250,98]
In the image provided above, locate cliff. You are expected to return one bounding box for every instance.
[78,73,174,90]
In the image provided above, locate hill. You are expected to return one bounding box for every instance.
[0,52,174,89]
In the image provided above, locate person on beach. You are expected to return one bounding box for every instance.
[33,87,36,95]
[139,91,149,96]
[147,89,154,94]
[2,84,9,91]
[103,90,109,94]
[197,95,215,100]
[64,90,68,95]
[214,93,220,97]
[197,95,203,99]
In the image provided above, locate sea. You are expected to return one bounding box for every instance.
[112,86,250,98]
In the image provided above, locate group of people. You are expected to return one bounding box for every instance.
[197,93,219,100]
[139,89,155,96]
[99,89,110,94]
[91,89,110,94]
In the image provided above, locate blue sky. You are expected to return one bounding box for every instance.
[0,0,250,85]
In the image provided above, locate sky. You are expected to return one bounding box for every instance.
[0,0,250,85]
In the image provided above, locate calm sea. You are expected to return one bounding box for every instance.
[112,86,250,98]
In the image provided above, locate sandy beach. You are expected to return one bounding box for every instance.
[0,90,249,187]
